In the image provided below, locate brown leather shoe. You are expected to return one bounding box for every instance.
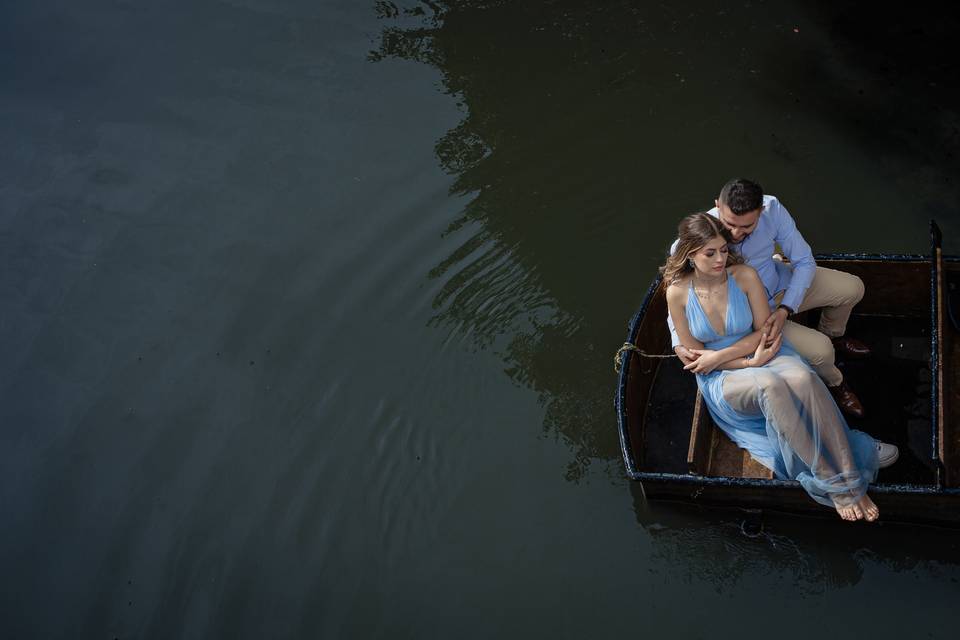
[828,381,865,419]
[831,336,872,359]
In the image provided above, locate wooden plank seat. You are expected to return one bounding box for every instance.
[687,391,774,479]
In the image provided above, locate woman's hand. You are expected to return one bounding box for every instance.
[683,349,724,375]
[750,331,782,367]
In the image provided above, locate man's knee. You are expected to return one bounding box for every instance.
[796,333,834,367]
[837,272,865,306]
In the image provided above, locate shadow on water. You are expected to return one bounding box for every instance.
[370,0,960,483]
[631,487,960,591]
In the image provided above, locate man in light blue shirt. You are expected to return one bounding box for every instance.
[669,178,870,417]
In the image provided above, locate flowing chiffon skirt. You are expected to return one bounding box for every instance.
[698,350,878,507]
[684,271,879,508]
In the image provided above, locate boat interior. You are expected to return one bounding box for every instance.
[627,253,960,489]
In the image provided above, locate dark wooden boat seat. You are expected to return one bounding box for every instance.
[686,391,774,479]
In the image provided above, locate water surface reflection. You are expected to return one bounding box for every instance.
[371,0,960,484]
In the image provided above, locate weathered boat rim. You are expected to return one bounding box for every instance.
[625,469,960,495]
[615,249,956,490]
[615,273,663,476]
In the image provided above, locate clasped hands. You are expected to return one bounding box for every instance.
[679,309,787,374]
[678,346,726,374]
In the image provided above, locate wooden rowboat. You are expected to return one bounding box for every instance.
[615,222,960,526]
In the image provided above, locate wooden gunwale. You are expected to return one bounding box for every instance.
[932,228,944,484]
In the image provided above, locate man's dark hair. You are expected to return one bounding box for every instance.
[718,178,764,215]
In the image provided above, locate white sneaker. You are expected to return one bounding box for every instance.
[877,442,899,468]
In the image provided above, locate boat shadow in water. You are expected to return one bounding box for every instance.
[631,490,960,591]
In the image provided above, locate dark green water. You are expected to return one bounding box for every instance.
[2,1,960,637]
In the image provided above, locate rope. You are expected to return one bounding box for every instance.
[613,342,676,373]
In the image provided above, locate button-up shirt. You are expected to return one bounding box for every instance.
[668,194,816,346]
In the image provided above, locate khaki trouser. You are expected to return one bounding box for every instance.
[777,267,865,387]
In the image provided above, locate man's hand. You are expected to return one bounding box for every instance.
[761,307,789,346]
[675,345,699,368]
[683,349,724,375]
[752,331,783,367]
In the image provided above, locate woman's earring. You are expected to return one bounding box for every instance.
[688,259,694,268]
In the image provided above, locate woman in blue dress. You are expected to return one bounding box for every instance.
[663,213,898,521]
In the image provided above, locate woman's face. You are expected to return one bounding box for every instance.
[690,235,729,276]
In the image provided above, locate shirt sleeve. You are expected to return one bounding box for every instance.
[667,308,680,347]
[772,198,816,312]
[665,239,680,346]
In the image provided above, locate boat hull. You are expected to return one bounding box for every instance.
[632,473,960,527]
[616,245,960,527]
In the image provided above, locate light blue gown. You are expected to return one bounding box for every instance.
[685,270,879,508]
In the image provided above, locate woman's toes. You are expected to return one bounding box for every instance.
[835,503,860,521]
[859,495,880,522]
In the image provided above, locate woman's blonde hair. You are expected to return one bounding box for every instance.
[659,212,743,284]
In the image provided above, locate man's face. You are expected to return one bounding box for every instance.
[715,199,761,242]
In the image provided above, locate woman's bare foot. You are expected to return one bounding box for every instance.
[834,500,863,521]
[858,494,879,522]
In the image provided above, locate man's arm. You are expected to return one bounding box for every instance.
[666,284,706,369]
[665,239,698,365]
[668,309,699,366]
[667,309,681,349]
[771,197,816,313]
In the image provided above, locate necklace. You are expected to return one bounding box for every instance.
[692,270,728,299]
